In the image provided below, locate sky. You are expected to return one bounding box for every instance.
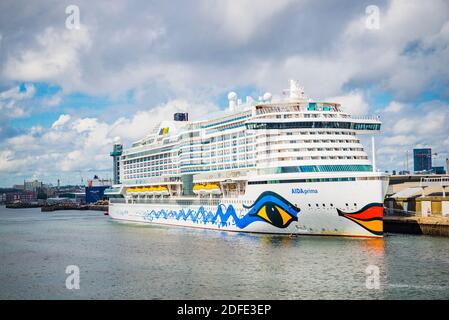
[0,0,449,187]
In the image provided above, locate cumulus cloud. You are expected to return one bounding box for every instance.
[51,114,71,128]
[325,91,370,116]
[42,93,63,107]
[378,100,449,170]
[3,27,91,87]
[383,101,404,113]
[200,0,294,44]
[1,0,449,184]
[0,98,219,184]
[0,0,447,99]
[0,84,36,120]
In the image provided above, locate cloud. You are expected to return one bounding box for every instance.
[51,114,71,128]
[0,98,219,185]
[1,0,449,183]
[42,93,63,107]
[0,83,36,121]
[0,83,35,100]
[3,27,91,87]
[379,99,449,170]
[0,0,446,100]
[325,91,369,116]
[383,101,404,113]
[382,134,418,146]
[392,118,416,134]
[200,0,294,44]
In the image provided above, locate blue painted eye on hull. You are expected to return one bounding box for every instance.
[242,191,300,228]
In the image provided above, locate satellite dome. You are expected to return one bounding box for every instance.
[113,136,121,144]
[263,92,272,102]
[227,91,237,101]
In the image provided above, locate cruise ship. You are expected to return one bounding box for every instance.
[107,80,389,238]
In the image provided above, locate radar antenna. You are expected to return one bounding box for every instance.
[282,80,306,101]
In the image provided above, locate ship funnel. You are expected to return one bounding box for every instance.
[228,91,237,111]
[174,112,189,121]
[289,80,305,101]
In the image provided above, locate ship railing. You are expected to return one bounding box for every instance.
[109,197,252,206]
[109,198,126,204]
[420,176,449,187]
[351,115,381,121]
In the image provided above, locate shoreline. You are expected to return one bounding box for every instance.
[384,215,449,237]
[3,203,107,212]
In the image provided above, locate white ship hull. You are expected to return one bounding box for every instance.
[109,179,386,238]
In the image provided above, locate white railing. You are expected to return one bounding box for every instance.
[420,176,449,187]
[351,115,381,121]
[109,197,252,206]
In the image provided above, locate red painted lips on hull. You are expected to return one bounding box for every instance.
[337,203,384,236]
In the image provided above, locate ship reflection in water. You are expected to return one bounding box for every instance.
[0,207,448,300]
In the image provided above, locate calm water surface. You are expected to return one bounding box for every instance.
[0,206,448,299]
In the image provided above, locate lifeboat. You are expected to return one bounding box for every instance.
[153,186,169,196]
[126,187,139,194]
[193,183,221,195]
[127,185,169,195]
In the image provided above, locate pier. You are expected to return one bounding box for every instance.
[3,202,107,212]
[40,203,107,212]
[384,175,449,236]
[384,215,449,236]
[5,203,41,209]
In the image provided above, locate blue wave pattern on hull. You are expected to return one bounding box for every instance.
[142,191,300,229]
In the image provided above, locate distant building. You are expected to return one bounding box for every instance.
[24,180,43,192]
[414,148,432,172]
[432,166,446,174]
[4,191,36,204]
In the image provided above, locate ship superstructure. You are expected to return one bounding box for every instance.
[108,80,388,237]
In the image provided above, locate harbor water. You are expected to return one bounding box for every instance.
[0,206,448,299]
